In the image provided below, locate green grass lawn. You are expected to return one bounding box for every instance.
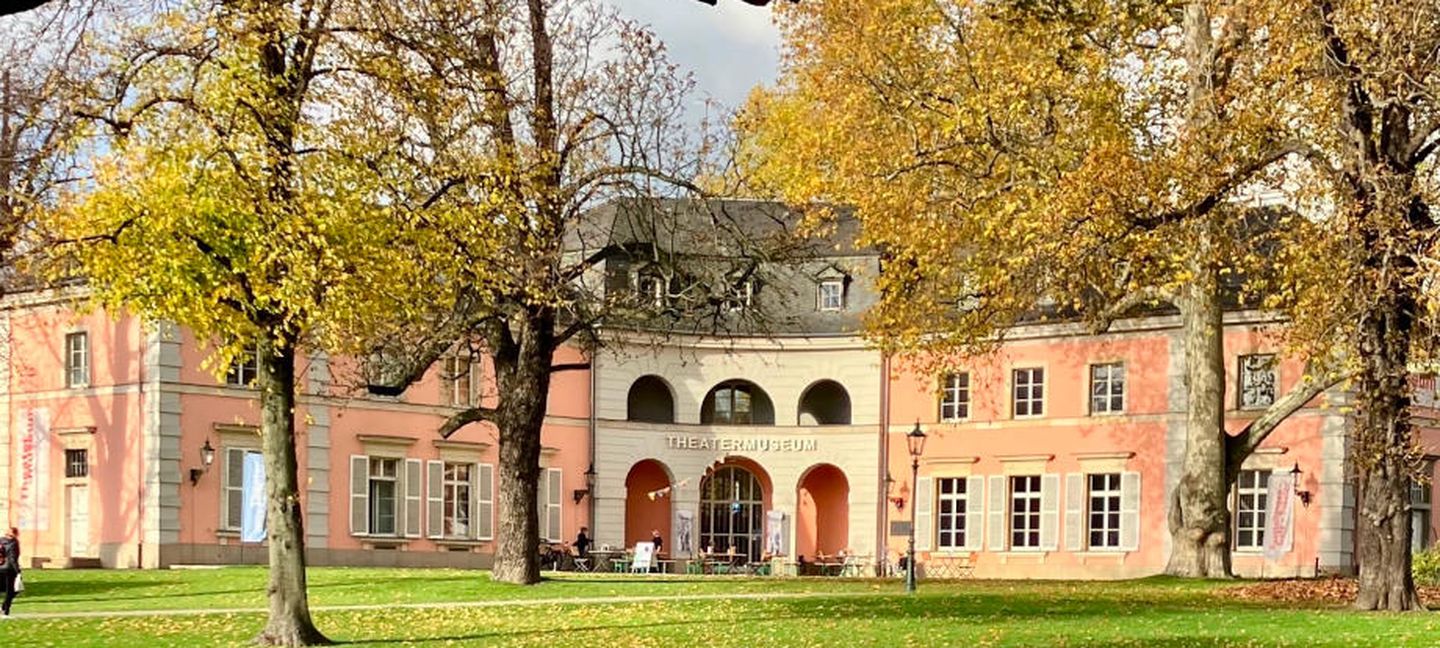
[4,569,1438,646]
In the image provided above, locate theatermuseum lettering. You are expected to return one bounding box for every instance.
[665,435,817,452]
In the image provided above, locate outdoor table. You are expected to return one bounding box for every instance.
[612,557,633,573]
[588,550,622,573]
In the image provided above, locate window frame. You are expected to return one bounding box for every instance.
[635,271,666,308]
[368,457,401,537]
[225,351,259,387]
[1086,473,1123,550]
[65,448,90,479]
[939,372,971,422]
[935,477,969,550]
[442,461,473,538]
[1233,469,1270,551]
[1009,475,1042,550]
[817,278,845,312]
[442,354,479,408]
[712,384,754,424]
[1237,354,1278,410]
[65,331,90,388]
[1012,367,1045,418]
[1089,362,1126,415]
[1412,462,1434,552]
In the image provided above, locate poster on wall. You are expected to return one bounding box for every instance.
[766,510,787,557]
[675,510,694,557]
[240,452,268,543]
[16,408,51,531]
[1263,473,1296,561]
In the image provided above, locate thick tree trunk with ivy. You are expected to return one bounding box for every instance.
[256,334,330,645]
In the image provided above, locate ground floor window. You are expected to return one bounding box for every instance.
[1088,473,1122,549]
[1413,465,1433,552]
[1010,475,1041,549]
[936,477,968,550]
[700,465,763,561]
[1234,470,1269,550]
[443,462,472,537]
[369,458,399,536]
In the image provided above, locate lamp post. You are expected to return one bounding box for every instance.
[905,421,927,594]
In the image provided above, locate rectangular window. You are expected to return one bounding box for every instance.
[1010,475,1042,549]
[223,447,261,531]
[817,279,844,311]
[1012,368,1045,418]
[1090,363,1126,415]
[65,448,89,479]
[368,458,400,536]
[636,273,664,307]
[1412,466,1433,552]
[1238,354,1277,409]
[225,352,259,387]
[1234,469,1270,550]
[936,477,968,550]
[939,373,970,422]
[443,354,477,407]
[65,332,90,388]
[443,462,473,537]
[1087,473,1122,549]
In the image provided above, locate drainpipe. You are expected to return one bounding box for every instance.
[136,319,146,569]
[588,351,598,538]
[877,352,890,574]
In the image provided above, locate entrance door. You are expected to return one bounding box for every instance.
[68,485,92,557]
[700,466,763,561]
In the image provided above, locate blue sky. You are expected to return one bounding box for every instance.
[607,0,782,113]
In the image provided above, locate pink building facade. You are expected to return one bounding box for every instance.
[4,296,1439,577]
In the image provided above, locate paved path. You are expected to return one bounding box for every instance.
[14,590,879,621]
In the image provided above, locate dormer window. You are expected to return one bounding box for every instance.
[634,270,665,308]
[727,279,755,311]
[818,278,845,311]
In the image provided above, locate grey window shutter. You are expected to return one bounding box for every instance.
[405,458,423,538]
[1120,471,1141,551]
[224,448,245,531]
[1064,473,1084,552]
[1040,474,1060,551]
[987,475,1007,551]
[964,476,985,551]
[427,461,444,539]
[476,463,494,540]
[914,477,933,551]
[349,455,369,535]
[547,468,563,542]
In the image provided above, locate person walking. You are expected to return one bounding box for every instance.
[1,526,20,618]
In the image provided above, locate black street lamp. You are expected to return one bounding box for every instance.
[905,421,927,594]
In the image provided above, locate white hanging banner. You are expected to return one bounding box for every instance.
[675,510,694,557]
[17,408,51,531]
[241,452,268,543]
[1263,473,1296,561]
[766,510,788,556]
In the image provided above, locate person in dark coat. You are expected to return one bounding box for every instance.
[1,526,20,618]
[574,527,591,558]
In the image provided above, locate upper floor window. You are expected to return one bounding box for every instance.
[65,448,89,479]
[1090,363,1126,415]
[442,354,478,407]
[1012,368,1044,418]
[635,271,665,308]
[727,278,755,311]
[1238,354,1277,409]
[701,380,775,425]
[939,372,970,422]
[1234,469,1270,550]
[225,352,259,387]
[817,279,845,311]
[65,331,90,388]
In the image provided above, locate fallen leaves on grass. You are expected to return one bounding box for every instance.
[1220,577,1440,605]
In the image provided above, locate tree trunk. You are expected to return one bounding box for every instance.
[255,335,330,645]
[490,314,554,585]
[1164,237,1233,579]
[1352,245,1423,611]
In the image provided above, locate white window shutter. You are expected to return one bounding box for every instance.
[914,477,933,551]
[477,464,494,540]
[987,475,1007,551]
[1040,474,1060,551]
[1065,473,1084,552]
[426,461,444,539]
[546,468,563,542]
[964,476,985,551]
[404,458,422,538]
[349,455,369,535]
[1120,471,1141,551]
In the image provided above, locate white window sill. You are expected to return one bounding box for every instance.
[434,538,491,547]
[929,550,974,558]
[1012,414,1045,420]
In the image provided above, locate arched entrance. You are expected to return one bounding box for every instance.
[699,461,771,561]
[624,460,673,551]
[796,464,849,560]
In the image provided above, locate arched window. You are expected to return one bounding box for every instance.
[798,380,851,425]
[701,380,774,425]
[700,465,764,561]
[626,375,675,424]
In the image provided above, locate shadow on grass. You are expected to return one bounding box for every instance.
[29,574,479,606]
